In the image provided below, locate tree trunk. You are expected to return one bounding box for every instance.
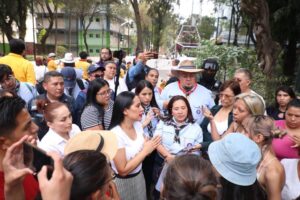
[130,0,144,52]
[40,0,54,54]
[17,0,28,40]
[54,5,58,53]
[68,11,72,51]
[3,20,14,41]
[241,0,279,75]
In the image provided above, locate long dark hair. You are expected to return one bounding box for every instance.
[84,78,110,119]
[274,86,296,108]
[109,91,136,129]
[135,80,159,108]
[166,95,194,123]
[220,177,261,200]
[63,150,110,200]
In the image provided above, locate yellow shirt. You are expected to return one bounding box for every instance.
[0,53,36,85]
[75,60,90,80]
[47,59,58,71]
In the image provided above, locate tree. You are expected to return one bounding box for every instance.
[146,0,178,52]
[267,0,300,79]
[128,0,144,51]
[35,0,63,53]
[0,0,30,40]
[241,0,280,75]
[198,16,216,40]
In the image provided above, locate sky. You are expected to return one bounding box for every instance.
[173,0,215,19]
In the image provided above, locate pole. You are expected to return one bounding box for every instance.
[127,24,130,55]
[31,0,36,60]
[215,17,220,43]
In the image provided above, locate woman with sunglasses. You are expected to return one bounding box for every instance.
[200,79,241,152]
[81,78,114,130]
[242,115,285,200]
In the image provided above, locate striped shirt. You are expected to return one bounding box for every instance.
[80,100,114,130]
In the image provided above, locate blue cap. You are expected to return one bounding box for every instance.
[88,64,105,74]
[208,133,261,186]
[61,67,76,88]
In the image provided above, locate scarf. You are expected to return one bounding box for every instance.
[165,118,189,144]
[143,105,154,137]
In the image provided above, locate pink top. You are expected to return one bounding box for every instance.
[272,120,300,160]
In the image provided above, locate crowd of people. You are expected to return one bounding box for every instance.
[0,38,299,200]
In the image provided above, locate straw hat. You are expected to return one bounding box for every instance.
[62,52,75,64]
[172,60,203,73]
[64,130,118,161]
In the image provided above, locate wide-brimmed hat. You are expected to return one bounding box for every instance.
[208,133,261,186]
[64,130,118,161]
[61,67,76,88]
[172,60,203,73]
[62,52,75,64]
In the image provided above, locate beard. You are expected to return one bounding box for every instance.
[183,85,193,91]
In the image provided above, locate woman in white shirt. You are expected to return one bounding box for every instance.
[109,91,161,200]
[38,102,81,157]
[281,159,300,200]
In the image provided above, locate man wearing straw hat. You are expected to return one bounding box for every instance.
[161,60,215,124]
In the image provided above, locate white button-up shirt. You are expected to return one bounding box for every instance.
[38,124,81,157]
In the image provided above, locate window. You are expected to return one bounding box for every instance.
[89,49,94,53]
[96,49,100,53]
[96,34,100,38]
[96,18,100,22]
[89,34,93,38]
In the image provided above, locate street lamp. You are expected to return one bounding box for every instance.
[215,16,227,44]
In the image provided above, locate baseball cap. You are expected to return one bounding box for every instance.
[64,130,118,161]
[61,67,76,88]
[208,133,261,186]
[202,59,219,71]
[88,64,105,74]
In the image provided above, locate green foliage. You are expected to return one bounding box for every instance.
[184,40,288,105]
[56,45,67,58]
[197,16,216,40]
[38,28,47,43]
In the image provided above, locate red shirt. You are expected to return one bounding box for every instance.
[0,171,39,200]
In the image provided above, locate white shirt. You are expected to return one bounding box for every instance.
[161,82,215,124]
[110,122,145,175]
[38,124,81,157]
[207,119,228,136]
[106,77,128,95]
[281,159,300,200]
[34,65,48,81]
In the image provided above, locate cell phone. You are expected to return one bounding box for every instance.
[23,142,53,178]
[153,52,158,59]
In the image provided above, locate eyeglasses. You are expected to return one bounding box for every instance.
[97,89,112,97]
[219,93,234,99]
[0,75,14,86]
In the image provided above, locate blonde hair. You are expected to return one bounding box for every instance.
[243,115,275,145]
[236,93,265,115]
